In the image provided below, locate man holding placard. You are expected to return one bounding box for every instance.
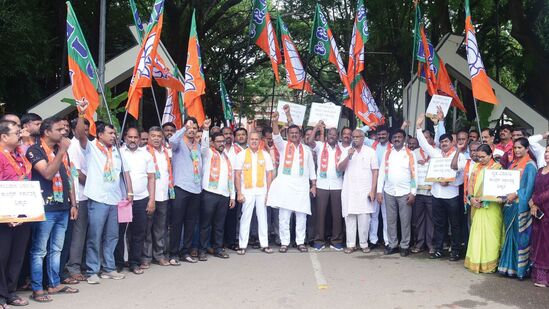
[0,119,33,307]
[416,114,464,261]
[267,109,316,253]
[377,129,418,256]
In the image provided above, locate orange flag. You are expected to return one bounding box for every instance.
[183,10,206,125]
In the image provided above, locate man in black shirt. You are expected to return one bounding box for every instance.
[26,117,78,302]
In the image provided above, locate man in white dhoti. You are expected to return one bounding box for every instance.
[235,132,274,254]
[267,109,317,253]
[337,129,379,254]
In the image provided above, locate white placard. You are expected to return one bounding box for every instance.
[416,162,432,189]
[493,148,505,158]
[277,100,307,126]
[482,169,520,201]
[0,181,45,223]
[425,157,457,182]
[426,94,453,117]
[307,102,342,129]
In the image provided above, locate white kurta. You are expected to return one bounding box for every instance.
[340,146,379,217]
[266,134,316,214]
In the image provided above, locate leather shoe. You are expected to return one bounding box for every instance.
[384,247,399,255]
[449,254,460,261]
[400,248,410,257]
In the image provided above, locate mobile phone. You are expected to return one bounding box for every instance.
[535,209,545,220]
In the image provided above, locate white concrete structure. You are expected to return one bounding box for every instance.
[403,34,548,134]
[28,26,181,118]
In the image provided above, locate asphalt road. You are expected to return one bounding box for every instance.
[19,247,549,309]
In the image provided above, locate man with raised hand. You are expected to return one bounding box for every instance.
[307,121,344,251]
[75,102,133,284]
[26,117,79,301]
[235,131,274,254]
[267,106,317,253]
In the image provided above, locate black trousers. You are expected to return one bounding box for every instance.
[115,197,148,268]
[432,196,462,255]
[169,187,200,259]
[224,202,241,246]
[0,224,31,301]
[200,191,229,253]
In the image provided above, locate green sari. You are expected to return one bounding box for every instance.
[464,161,503,273]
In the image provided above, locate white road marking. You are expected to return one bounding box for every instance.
[309,252,328,289]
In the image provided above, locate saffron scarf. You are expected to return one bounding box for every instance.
[96,140,115,183]
[319,143,342,178]
[271,146,280,168]
[233,143,244,154]
[208,147,233,194]
[384,147,416,189]
[282,143,304,176]
[41,138,71,202]
[442,146,456,158]
[373,141,392,151]
[184,136,201,184]
[243,148,265,189]
[510,155,532,177]
[147,145,175,199]
[0,146,31,180]
[418,148,429,163]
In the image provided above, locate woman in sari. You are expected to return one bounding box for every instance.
[464,144,503,273]
[498,137,537,279]
[530,146,549,287]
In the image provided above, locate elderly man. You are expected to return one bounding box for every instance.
[267,108,316,253]
[337,129,378,253]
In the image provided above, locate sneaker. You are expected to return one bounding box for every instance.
[198,253,207,262]
[330,243,344,251]
[449,253,460,261]
[430,251,443,259]
[87,274,101,285]
[100,271,125,280]
[313,243,325,251]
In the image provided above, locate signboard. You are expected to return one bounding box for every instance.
[0,181,45,223]
[307,102,342,129]
[277,100,306,126]
[481,169,520,201]
[426,94,453,119]
[425,157,457,182]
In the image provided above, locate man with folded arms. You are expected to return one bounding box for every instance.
[235,132,274,254]
[377,129,417,257]
[75,103,133,284]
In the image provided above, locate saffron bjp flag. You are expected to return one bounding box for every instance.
[309,4,351,94]
[276,16,312,93]
[464,0,497,104]
[219,74,234,122]
[162,69,183,129]
[153,55,184,91]
[66,1,100,135]
[249,0,281,82]
[183,10,206,126]
[343,1,384,127]
[126,0,165,119]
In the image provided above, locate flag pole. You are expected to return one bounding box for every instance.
[269,72,277,127]
[298,53,311,105]
[150,84,163,125]
[237,5,255,127]
[473,97,482,137]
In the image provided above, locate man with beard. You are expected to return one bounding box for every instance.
[340,127,353,150]
[139,131,149,148]
[222,126,240,251]
[20,113,42,148]
[116,128,155,274]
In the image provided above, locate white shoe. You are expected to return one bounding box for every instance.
[100,271,125,280]
[87,274,101,284]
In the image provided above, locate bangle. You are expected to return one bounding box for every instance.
[127,192,134,196]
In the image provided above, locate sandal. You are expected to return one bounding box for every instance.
[62,277,79,285]
[7,295,28,307]
[131,267,144,275]
[362,247,371,253]
[237,249,246,255]
[157,259,170,266]
[344,247,356,254]
[297,245,308,253]
[261,247,274,254]
[140,263,150,269]
[48,285,79,294]
[169,259,181,266]
[279,245,288,253]
[71,274,86,282]
[30,292,52,303]
[0,303,9,309]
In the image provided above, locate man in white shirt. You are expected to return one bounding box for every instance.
[337,129,379,253]
[115,128,155,275]
[416,114,464,261]
[307,121,344,251]
[267,109,317,253]
[234,132,274,254]
[65,118,89,281]
[377,129,417,257]
[199,131,235,261]
[142,126,173,267]
[75,103,133,284]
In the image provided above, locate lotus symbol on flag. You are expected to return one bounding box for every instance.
[361,85,382,119]
[314,42,326,56]
[253,8,265,25]
[316,27,328,42]
[466,30,485,78]
[185,64,196,92]
[284,38,305,82]
[267,20,278,64]
[330,36,347,77]
[137,32,157,79]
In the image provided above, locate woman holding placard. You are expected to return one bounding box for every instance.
[498,138,536,279]
[530,146,549,287]
[464,144,503,273]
